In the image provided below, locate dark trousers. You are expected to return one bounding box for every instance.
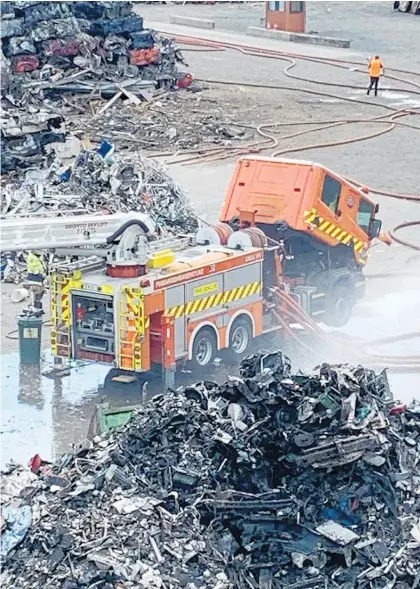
[367,76,379,96]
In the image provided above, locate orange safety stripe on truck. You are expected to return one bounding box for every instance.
[166,281,262,318]
[303,210,365,252]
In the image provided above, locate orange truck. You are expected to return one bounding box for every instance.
[32,156,381,386]
[220,156,382,314]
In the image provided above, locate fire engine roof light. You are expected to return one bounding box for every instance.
[140,279,151,288]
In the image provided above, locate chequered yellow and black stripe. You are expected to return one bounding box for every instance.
[303,209,365,252]
[303,209,318,224]
[54,277,71,326]
[167,281,262,318]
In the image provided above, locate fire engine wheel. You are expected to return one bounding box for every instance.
[399,1,412,11]
[324,284,355,328]
[190,328,217,370]
[227,318,253,361]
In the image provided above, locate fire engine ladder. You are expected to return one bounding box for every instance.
[148,235,193,253]
[0,211,155,253]
[52,257,106,275]
[50,272,72,358]
[118,286,145,371]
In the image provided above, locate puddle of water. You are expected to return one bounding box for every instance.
[0,350,230,468]
[1,351,126,468]
[348,88,420,108]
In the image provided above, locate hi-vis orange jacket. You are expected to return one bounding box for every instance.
[369,58,383,77]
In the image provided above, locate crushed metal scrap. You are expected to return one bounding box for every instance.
[0,1,188,173]
[0,93,251,174]
[1,1,251,174]
[1,352,420,588]
[1,146,198,283]
[1,1,182,101]
[68,92,250,154]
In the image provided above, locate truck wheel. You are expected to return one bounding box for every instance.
[399,1,412,11]
[190,328,217,370]
[325,284,355,328]
[227,317,253,362]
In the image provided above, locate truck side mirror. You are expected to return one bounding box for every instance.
[370,219,382,239]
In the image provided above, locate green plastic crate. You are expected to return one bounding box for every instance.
[88,403,141,437]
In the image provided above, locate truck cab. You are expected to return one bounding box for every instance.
[220,156,382,326]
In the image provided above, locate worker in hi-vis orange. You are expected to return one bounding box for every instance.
[367,55,384,97]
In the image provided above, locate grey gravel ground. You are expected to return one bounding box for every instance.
[1,2,419,466]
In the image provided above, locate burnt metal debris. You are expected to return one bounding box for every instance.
[1,352,420,588]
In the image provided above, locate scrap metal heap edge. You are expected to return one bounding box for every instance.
[1,351,420,588]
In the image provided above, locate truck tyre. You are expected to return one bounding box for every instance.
[324,284,355,328]
[190,328,217,370]
[227,317,253,362]
[399,1,412,10]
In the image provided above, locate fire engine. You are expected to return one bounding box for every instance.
[0,157,382,386]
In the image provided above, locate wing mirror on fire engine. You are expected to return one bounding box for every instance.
[370,219,382,239]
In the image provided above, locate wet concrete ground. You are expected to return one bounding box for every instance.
[1,3,420,468]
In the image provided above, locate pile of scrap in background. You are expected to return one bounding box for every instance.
[1,0,183,98]
[1,352,420,587]
[0,1,256,286]
[0,1,188,172]
[1,144,199,284]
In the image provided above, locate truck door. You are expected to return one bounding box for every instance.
[356,197,380,239]
[319,173,342,216]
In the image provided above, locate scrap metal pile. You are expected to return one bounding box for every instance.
[1,148,197,229]
[0,1,187,172]
[1,0,253,175]
[70,93,249,154]
[1,146,198,283]
[1,1,182,98]
[2,352,420,588]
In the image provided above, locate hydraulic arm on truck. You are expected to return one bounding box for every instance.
[0,211,156,268]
